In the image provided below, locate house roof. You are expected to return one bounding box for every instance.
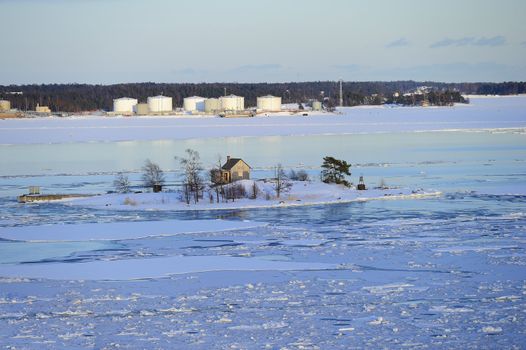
[222,158,251,170]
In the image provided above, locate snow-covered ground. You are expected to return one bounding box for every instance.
[0,96,525,144]
[65,180,440,211]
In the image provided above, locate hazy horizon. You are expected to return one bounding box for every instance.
[1,0,525,84]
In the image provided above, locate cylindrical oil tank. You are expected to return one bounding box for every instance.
[312,101,322,111]
[113,97,138,113]
[147,96,172,113]
[183,96,206,112]
[257,95,282,112]
[136,103,149,115]
[0,100,11,111]
[204,98,221,113]
[220,95,244,111]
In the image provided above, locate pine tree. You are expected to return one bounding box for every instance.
[321,156,351,187]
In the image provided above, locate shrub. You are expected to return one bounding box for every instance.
[123,197,137,206]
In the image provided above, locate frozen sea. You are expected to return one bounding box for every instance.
[0,97,525,349]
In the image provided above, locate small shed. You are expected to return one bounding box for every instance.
[221,156,251,183]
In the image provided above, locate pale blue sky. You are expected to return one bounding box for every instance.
[1,0,525,84]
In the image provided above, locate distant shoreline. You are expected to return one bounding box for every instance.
[0,95,525,145]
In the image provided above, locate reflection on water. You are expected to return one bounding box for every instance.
[0,131,524,176]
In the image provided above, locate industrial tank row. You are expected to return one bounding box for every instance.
[112,94,285,114]
[113,96,173,115]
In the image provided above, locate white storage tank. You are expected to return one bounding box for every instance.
[147,95,172,113]
[257,95,281,112]
[183,96,206,112]
[204,98,221,114]
[113,97,138,114]
[220,94,244,112]
[0,100,11,111]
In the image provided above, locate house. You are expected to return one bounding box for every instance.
[220,156,251,183]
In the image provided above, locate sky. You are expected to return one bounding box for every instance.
[1,0,525,84]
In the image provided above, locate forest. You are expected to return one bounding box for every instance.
[0,81,524,113]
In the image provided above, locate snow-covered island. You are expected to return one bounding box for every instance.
[65,180,440,211]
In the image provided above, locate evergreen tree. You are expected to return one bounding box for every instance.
[321,156,352,187]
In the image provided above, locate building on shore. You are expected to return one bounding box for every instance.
[220,156,251,183]
[312,101,322,111]
[0,100,11,112]
[113,97,138,114]
[183,96,206,113]
[35,104,51,113]
[257,95,281,112]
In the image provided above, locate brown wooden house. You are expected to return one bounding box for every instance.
[220,156,251,183]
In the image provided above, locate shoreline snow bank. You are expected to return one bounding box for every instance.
[1,96,524,145]
[66,180,441,212]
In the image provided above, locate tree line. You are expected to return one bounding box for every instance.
[1,81,524,112]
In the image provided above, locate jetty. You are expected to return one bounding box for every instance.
[18,194,93,203]
[17,186,93,203]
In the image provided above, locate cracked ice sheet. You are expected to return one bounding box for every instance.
[0,219,267,242]
[0,255,338,281]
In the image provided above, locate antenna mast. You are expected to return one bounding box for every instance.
[339,79,343,107]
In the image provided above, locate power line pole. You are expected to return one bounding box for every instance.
[339,79,343,107]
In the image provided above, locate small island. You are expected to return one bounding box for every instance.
[57,153,440,211]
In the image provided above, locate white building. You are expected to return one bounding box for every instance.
[0,100,11,111]
[147,95,172,113]
[311,101,322,111]
[220,94,244,112]
[113,97,138,114]
[183,96,206,112]
[257,95,281,112]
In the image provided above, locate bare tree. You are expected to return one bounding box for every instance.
[209,154,226,203]
[250,181,259,199]
[141,159,165,191]
[273,163,291,198]
[177,149,204,204]
[113,173,131,193]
